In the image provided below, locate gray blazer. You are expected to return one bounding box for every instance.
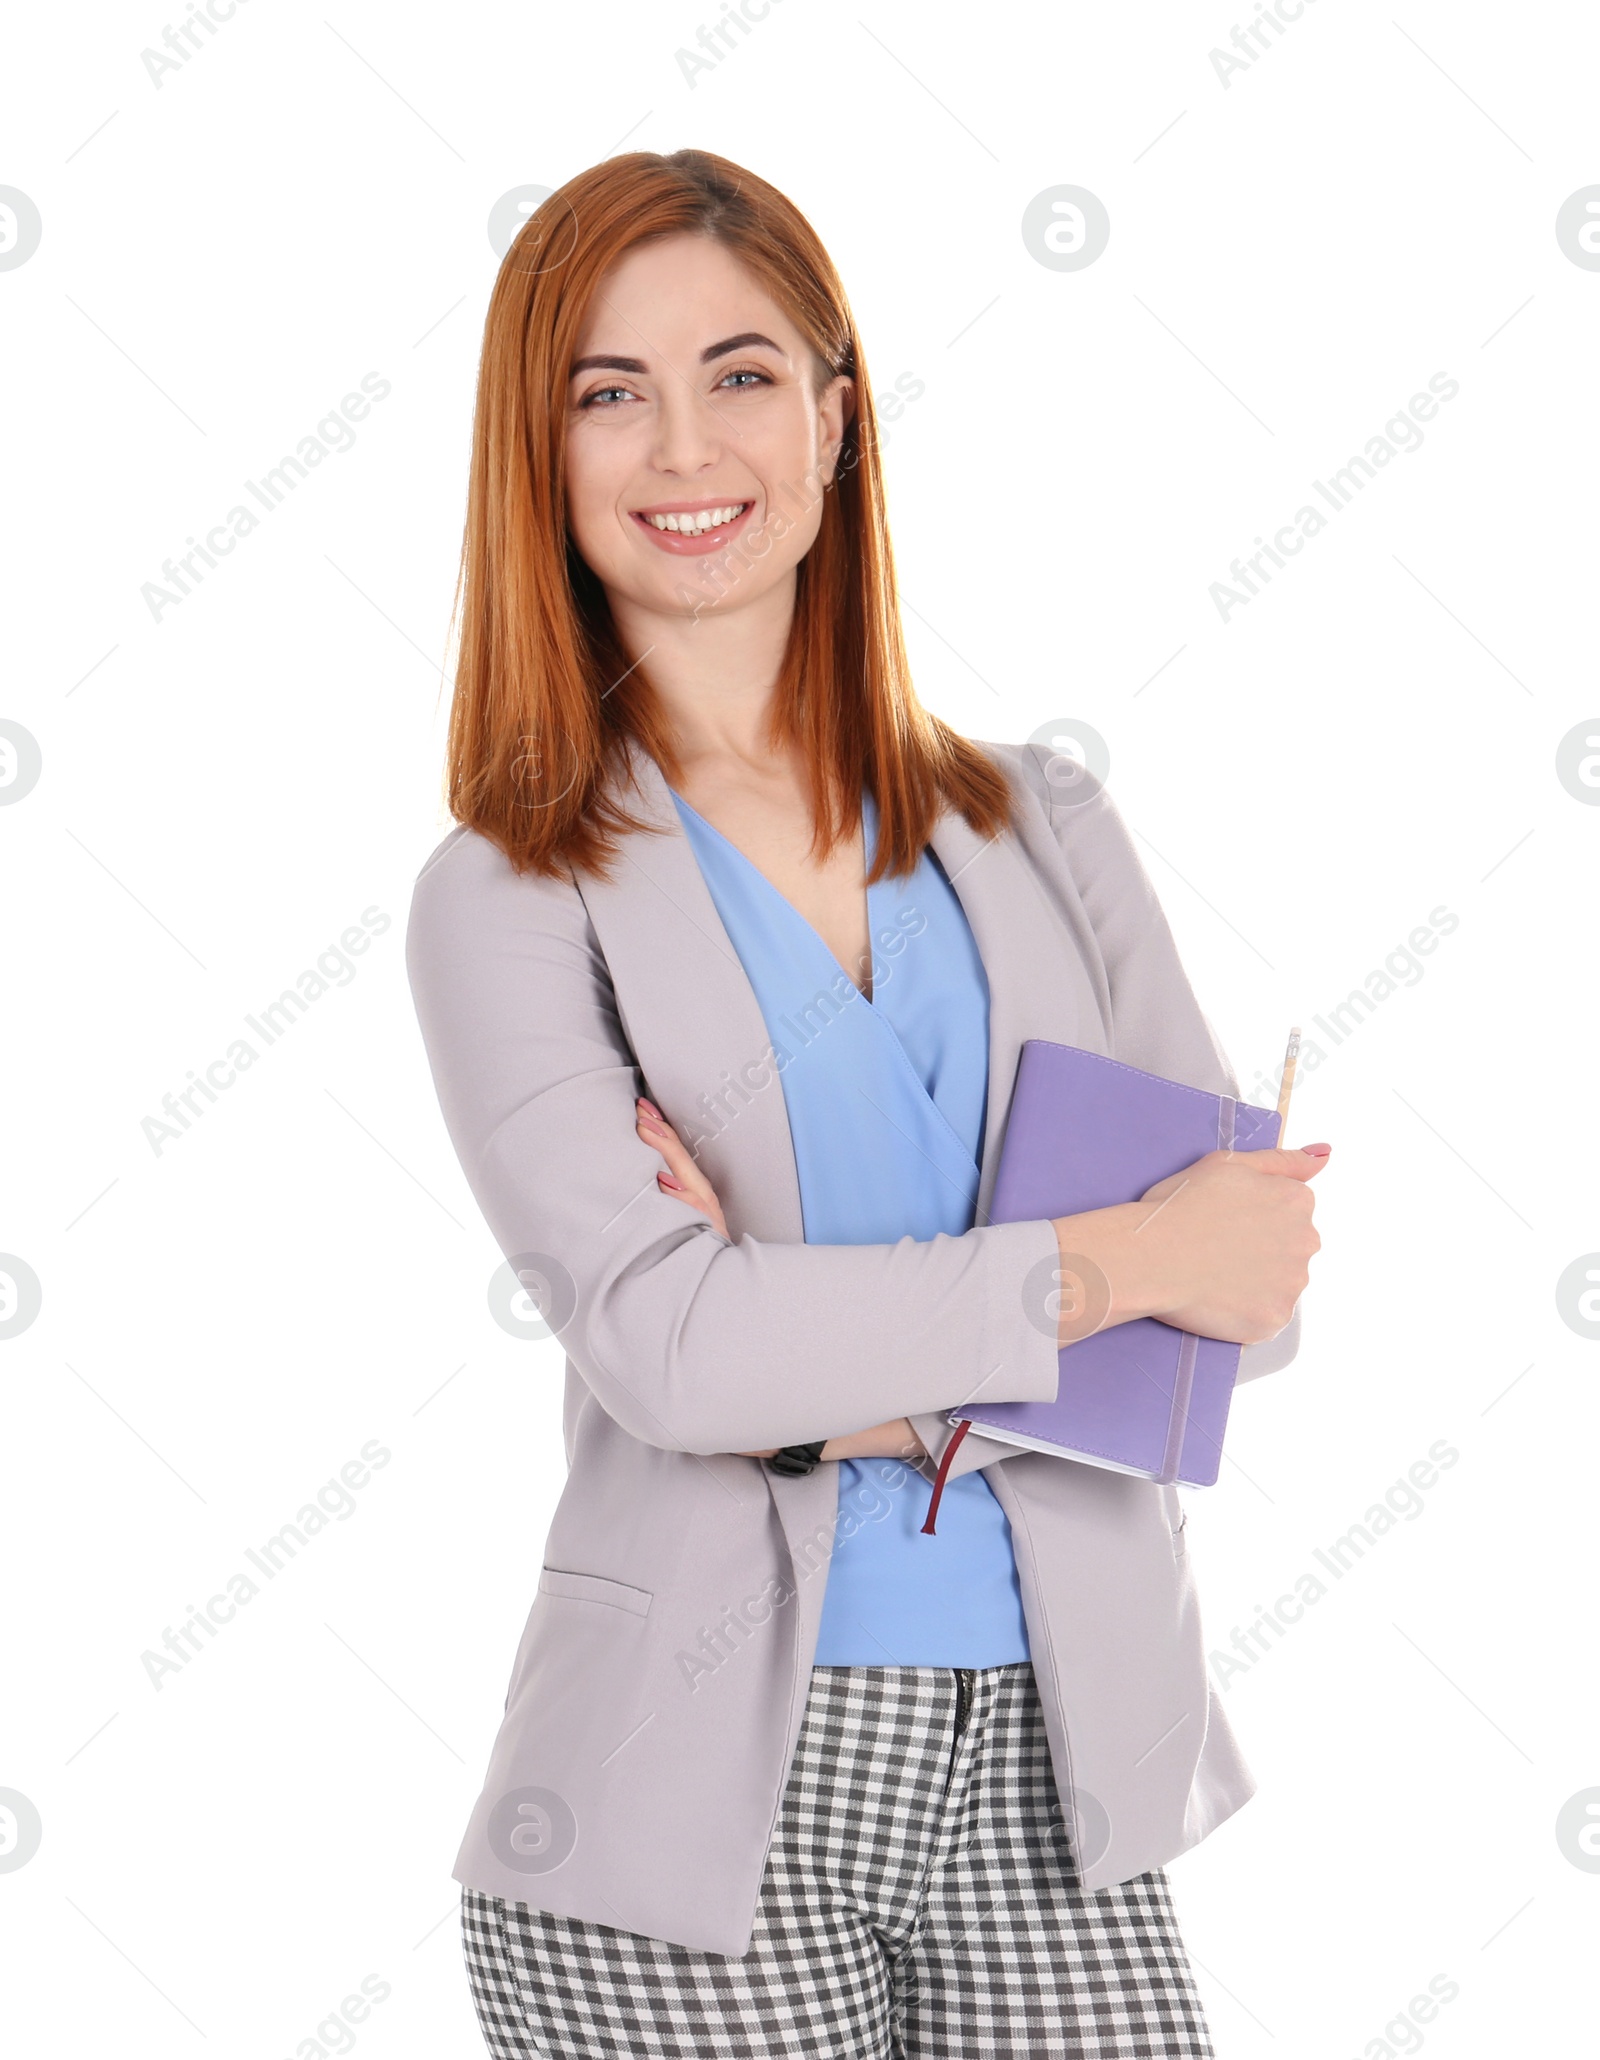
[405,738,1300,1955]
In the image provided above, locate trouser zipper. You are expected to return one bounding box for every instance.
[948,1667,975,1784]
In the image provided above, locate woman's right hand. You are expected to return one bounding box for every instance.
[1052,1144,1329,1347]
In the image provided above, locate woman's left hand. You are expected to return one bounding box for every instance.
[635,1096,728,1238]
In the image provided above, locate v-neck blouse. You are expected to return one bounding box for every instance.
[669,788,1030,1667]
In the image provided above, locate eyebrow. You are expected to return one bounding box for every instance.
[569,332,786,378]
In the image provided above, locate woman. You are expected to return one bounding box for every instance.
[407,148,1326,2060]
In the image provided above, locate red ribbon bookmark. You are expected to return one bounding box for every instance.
[920,1418,972,1536]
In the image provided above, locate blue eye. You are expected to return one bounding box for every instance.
[578,368,769,409]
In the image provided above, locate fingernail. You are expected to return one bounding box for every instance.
[638,1114,666,1136]
[658,1173,685,1192]
[638,1097,663,1119]
[1300,1143,1331,1157]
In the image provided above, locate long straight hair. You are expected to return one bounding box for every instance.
[446,148,1013,882]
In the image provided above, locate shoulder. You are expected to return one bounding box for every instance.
[409,820,581,907]
[962,736,1162,945]
[970,737,1108,816]
[405,821,591,971]
[968,735,1116,851]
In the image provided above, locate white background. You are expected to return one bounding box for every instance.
[3,1,1597,2053]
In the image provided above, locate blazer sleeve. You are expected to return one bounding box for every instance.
[405,824,1062,1456]
[1015,743,1303,1391]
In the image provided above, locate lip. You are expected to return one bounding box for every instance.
[629,497,756,556]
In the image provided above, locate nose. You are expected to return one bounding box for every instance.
[650,376,728,480]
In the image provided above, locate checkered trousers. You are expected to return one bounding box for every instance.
[460,1660,1214,2058]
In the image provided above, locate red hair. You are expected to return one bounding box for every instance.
[445,148,1013,882]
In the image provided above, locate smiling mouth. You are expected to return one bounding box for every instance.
[632,501,751,535]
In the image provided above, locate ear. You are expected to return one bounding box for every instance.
[818,373,855,483]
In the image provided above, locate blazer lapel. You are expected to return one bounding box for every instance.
[573,744,842,1575]
[573,739,807,1244]
[930,797,1109,1225]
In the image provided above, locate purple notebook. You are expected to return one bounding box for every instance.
[951,1040,1281,1487]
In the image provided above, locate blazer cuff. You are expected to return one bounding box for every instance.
[1236,1301,1302,1384]
[903,1218,1062,1483]
[978,1216,1064,1406]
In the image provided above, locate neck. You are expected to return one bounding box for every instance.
[608,571,798,772]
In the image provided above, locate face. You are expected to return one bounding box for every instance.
[562,233,854,627]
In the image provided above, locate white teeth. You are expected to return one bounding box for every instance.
[644,503,745,532]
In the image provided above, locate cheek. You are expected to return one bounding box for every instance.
[739,401,833,548]
[761,496,823,568]
[562,428,631,566]
[754,390,828,478]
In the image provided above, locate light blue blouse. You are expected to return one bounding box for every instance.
[670,788,1030,1667]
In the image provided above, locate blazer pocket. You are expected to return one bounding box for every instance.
[538,1565,654,1617]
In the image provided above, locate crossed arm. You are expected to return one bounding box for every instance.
[634,1091,1326,1470]
[634,1094,937,1466]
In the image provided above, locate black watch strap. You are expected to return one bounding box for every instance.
[767,1440,828,1477]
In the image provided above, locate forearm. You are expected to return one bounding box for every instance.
[452,1076,1063,1454]
[802,1209,1165,1477]
[1048,1201,1170,1336]
[817,1418,928,1465]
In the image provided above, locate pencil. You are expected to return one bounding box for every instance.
[1275,1025,1301,1148]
